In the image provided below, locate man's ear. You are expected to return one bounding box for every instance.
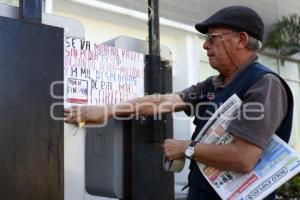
[237,32,249,50]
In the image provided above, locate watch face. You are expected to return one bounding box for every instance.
[185,146,194,158]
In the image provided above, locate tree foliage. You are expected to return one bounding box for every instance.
[276,175,300,199]
[264,14,300,57]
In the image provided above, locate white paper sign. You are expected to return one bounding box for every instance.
[64,36,145,106]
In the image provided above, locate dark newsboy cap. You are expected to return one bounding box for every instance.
[195,6,264,42]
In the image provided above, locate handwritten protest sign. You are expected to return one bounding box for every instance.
[64,36,144,106]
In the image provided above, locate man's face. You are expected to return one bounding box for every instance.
[203,27,239,75]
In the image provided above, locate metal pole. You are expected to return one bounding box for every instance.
[148,0,160,57]
[147,0,161,95]
[146,0,165,143]
[19,0,42,22]
[125,1,174,200]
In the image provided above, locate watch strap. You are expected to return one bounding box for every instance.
[189,141,198,147]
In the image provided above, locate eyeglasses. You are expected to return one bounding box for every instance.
[205,31,236,43]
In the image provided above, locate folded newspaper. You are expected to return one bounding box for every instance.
[164,94,300,200]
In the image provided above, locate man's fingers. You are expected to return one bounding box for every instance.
[164,152,174,160]
[64,108,71,113]
[64,105,79,111]
[64,108,82,124]
[64,105,109,124]
[64,117,80,124]
[64,112,71,117]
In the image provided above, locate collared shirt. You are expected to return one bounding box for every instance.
[177,56,287,149]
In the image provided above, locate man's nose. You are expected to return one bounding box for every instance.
[203,39,210,50]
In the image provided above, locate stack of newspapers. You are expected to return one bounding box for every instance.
[165,94,300,200]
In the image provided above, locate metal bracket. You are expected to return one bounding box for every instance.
[19,0,42,23]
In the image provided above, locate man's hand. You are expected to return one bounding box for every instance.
[163,139,190,160]
[64,105,111,124]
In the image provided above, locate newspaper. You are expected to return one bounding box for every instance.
[195,94,300,200]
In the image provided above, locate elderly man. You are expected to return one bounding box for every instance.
[65,6,293,200]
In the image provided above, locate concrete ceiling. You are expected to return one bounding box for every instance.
[96,0,300,38]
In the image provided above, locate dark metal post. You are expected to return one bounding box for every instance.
[148,0,160,58]
[147,0,161,93]
[19,0,42,22]
[0,8,64,200]
[146,0,165,142]
[124,1,174,200]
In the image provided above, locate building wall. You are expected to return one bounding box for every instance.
[0,0,18,6]
[259,55,300,152]
[1,0,298,199]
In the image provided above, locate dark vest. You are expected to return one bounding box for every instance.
[187,62,294,200]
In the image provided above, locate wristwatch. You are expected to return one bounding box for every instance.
[184,141,198,159]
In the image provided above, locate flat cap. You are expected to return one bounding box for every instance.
[195,6,264,41]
